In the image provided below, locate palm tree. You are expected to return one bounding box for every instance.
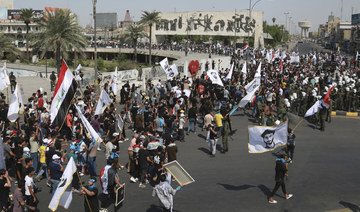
[0,33,17,58]
[272,17,276,25]
[139,10,161,66]
[19,8,34,60]
[31,9,88,74]
[124,24,145,63]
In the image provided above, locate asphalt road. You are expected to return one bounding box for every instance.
[31,107,360,212]
[295,42,332,55]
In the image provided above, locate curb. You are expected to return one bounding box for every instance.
[331,111,360,117]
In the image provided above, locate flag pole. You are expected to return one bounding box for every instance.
[76,170,92,212]
[291,118,304,133]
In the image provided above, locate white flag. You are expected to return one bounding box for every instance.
[254,62,262,78]
[7,85,24,122]
[48,157,77,211]
[248,121,288,153]
[166,64,179,80]
[160,57,170,72]
[239,78,260,108]
[75,64,82,81]
[225,63,234,81]
[356,51,359,61]
[304,100,323,117]
[75,104,102,142]
[95,90,112,115]
[241,62,247,75]
[290,56,300,63]
[245,77,261,93]
[112,67,118,95]
[117,114,123,131]
[207,70,224,87]
[0,63,10,91]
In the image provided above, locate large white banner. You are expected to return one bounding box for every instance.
[245,77,261,93]
[48,157,77,211]
[248,121,288,153]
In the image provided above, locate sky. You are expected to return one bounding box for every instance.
[13,0,360,32]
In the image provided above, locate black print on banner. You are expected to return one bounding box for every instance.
[156,13,256,33]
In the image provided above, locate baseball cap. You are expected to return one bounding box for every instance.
[23,147,30,152]
[52,154,61,160]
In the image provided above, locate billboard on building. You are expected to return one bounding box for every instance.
[351,13,360,25]
[8,9,43,20]
[154,11,263,37]
[96,13,117,28]
[0,7,7,19]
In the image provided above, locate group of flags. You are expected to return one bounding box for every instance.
[160,58,179,80]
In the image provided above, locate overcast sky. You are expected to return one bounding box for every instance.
[14,0,360,31]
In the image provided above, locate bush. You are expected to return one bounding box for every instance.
[6,53,17,63]
[97,57,105,71]
[105,62,117,72]
[115,54,127,63]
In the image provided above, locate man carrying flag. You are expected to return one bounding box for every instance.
[304,84,335,131]
[48,157,77,211]
[95,90,112,115]
[7,84,24,122]
[50,61,77,129]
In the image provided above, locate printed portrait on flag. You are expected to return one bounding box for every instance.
[248,121,288,153]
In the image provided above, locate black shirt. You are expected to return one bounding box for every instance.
[0,178,9,206]
[138,149,150,169]
[84,186,99,212]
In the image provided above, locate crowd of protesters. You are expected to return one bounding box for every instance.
[0,44,358,212]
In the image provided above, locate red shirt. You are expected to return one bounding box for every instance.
[38,97,44,108]
[198,85,205,95]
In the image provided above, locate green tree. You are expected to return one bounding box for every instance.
[263,21,288,47]
[31,9,88,74]
[139,10,161,66]
[272,17,276,25]
[0,33,17,58]
[124,24,145,63]
[19,8,34,60]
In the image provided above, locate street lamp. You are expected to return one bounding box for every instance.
[92,0,98,80]
[247,0,262,46]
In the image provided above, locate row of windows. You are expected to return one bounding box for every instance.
[0,26,39,32]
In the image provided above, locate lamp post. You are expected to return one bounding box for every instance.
[284,12,289,32]
[247,0,262,46]
[92,0,98,80]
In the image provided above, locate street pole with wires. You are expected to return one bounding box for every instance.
[92,0,98,81]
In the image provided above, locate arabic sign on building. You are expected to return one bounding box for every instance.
[155,11,263,37]
[8,9,43,20]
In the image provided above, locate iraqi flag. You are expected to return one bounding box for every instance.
[322,84,335,109]
[50,61,77,128]
[241,44,249,51]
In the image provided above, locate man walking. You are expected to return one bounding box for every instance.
[268,155,293,203]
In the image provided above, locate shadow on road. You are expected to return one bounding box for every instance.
[197,134,207,140]
[339,201,360,212]
[307,124,317,130]
[198,147,210,155]
[217,183,255,191]
[258,184,272,199]
[146,204,180,212]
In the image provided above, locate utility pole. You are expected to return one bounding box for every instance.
[93,0,98,79]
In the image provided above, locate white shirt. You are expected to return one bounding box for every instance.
[105,142,115,159]
[25,175,34,196]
